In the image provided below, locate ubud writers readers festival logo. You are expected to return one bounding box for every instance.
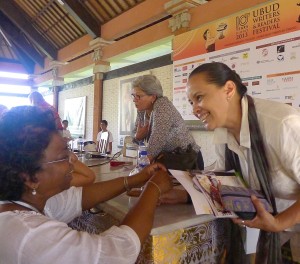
[236,13,250,40]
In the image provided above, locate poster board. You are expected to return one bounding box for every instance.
[172,0,300,129]
[64,96,86,137]
[118,71,150,146]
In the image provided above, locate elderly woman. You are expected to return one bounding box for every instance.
[187,62,300,263]
[132,74,204,170]
[0,106,172,264]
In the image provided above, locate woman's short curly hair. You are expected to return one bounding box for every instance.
[0,106,57,201]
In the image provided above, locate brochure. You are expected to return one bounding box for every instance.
[169,170,245,218]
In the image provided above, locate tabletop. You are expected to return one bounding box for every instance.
[73,155,227,263]
[83,156,216,235]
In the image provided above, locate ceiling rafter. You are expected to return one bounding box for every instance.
[0,12,44,69]
[84,1,105,23]
[107,0,122,13]
[104,0,119,16]
[118,0,130,10]
[0,0,57,59]
[0,0,147,74]
[97,1,115,20]
[58,0,100,38]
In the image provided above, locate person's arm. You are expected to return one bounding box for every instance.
[159,187,189,204]
[135,121,149,140]
[133,111,148,141]
[233,195,300,232]
[81,163,167,210]
[96,132,101,152]
[107,131,113,154]
[70,154,96,186]
[121,170,172,243]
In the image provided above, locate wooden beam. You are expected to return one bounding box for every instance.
[59,0,100,38]
[0,1,57,59]
[0,13,44,68]
[10,44,36,74]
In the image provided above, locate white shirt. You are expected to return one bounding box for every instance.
[96,130,113,143]
[214,96,300,213]
[0,187,140,264]
[62,129,72,139]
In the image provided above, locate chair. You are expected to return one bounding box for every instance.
[98,131,109,154]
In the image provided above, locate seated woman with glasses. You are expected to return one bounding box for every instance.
[0,106,172,264]
[132,74,204,168]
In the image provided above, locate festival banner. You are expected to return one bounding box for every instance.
[173,0,300,61]
[172,0,300,123]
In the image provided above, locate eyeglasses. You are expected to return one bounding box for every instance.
[131,94,147,100]
[43,152,72,165]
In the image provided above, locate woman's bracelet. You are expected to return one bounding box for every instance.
[123,176,131,192]
[148,180,161,197]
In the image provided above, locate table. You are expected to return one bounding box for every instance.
[74,156,228,263]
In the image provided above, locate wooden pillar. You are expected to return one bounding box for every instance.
[51,64,64,111]
[52,86,60,111]
[90,37,113,142]
[93,72,103,142]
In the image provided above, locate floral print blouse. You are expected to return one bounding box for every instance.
[134,96,200,158]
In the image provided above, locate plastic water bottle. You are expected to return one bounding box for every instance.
[137,147,150,170]
[77,136,84,154]
[129,145,150,176]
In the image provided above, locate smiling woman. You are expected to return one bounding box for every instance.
[187,62,300,263]
[0,105,172,264]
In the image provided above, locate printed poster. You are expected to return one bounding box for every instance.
[172,0,300,122]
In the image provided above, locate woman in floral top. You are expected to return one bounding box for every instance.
[131,74,204,169]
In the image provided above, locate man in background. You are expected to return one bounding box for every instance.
[96,120,113,154]
[28,91,63,131]
[62,120,73,142]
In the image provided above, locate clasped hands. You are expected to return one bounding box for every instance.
[133,163,173,199]
[135,120,150,141]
